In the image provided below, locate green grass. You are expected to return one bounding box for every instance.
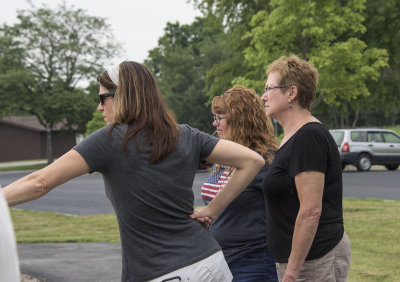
[9,198,400,281]
[10,209,119,242]
[343,198,400,281]
[385,125,400,135]
[0,164,46,171]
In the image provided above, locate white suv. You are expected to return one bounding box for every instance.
[329,128,400,171]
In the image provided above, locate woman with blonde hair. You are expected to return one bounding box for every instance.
[261,55,351,281]
[3,61,265,281]
[200,85,279,281]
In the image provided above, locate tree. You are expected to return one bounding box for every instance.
[358,0,400,126]
[234,0,388,128]
[145,16,227,133]
[0,3,121,163]
[86,111,106,136]
[191,0,270,100]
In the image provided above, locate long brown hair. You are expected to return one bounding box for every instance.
[212,85,278,164]
[97,61,178,164]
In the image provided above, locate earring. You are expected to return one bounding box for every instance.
[289,101,292,110]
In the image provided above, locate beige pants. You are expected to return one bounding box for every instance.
[276,232,351,282]
[0,188,20,282]
[148,251,232,282]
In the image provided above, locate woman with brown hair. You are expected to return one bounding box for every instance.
[2,61,265,281]
[200,85,279,281]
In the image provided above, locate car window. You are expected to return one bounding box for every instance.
[382,132,400,143]
[367,132,384,143]
[351,131,366,142]
[330,131,344,146]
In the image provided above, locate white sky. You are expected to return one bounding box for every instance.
[0,0,202,64]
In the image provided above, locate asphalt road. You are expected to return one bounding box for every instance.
[0,170,210,215]
[1,168,399,282]
[1,168,399,216]
[342,169,400,200]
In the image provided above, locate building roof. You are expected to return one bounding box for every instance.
[0,116,68,132]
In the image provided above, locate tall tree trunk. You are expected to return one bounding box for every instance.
[46,129,54,164]
[352,111,359,128]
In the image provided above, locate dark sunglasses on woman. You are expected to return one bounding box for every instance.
[99,92,115,105]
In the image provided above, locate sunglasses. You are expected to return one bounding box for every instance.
[99,92,115,105]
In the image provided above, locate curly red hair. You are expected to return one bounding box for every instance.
[212,85,278,164]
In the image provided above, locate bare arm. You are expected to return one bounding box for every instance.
[190,139,265,221]
[2,150,90,207]
[283,171,324,282]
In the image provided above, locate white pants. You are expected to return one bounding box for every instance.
[149,251,232,282]
[0,188,20,282]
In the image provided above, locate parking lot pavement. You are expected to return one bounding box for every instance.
[18,242,122,282]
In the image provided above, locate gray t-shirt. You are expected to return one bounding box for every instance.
[74,124,221,281]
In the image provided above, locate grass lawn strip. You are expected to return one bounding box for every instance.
[10,198,400,281]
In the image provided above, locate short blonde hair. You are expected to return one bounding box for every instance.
[266,55,319,110]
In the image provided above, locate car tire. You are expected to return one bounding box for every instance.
[385,164,399,171]
[356,153,371,171]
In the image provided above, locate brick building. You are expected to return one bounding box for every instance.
[0,116,77,162]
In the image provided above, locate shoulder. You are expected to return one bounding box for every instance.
[178,124,216,140]
[94,124,127,139]
[178,124,191,134]
[78,124,127,149]
[296,122,329,140]
[300,122,327,133]
[179,124,201,135]
[82,126,109,143]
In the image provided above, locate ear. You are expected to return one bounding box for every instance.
[288,85,298,102]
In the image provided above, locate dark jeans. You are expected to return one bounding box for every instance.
[228,250,278,282]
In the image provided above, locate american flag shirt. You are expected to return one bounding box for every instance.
[201,164,232,201]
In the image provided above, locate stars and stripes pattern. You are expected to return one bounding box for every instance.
[201,165,232,201]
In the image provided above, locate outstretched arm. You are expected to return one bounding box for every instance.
[190,139,264,221]
[2,150,90,207]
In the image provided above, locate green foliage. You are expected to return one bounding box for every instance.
[357,0,400,127]
[190,0,397,128]
[145,16,227,133]
[197,0,270,99]
[0,3,121,162]
[86,110,106,136]
[239,0,388,114]
[148,0,398,129]
[146,2,271,132]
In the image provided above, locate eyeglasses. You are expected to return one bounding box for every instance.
[213,115,226,123]
[99,92,115,105]
[264,85,288,93]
